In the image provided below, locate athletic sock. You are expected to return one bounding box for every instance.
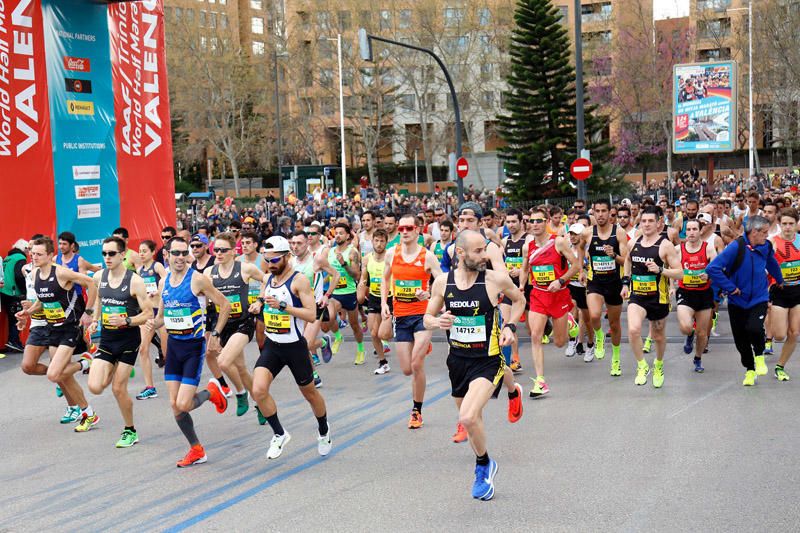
[217,376,229,388]
[175,412,199,446]
[236,391,247,398]
[266,413,284,436]
[476,452,490,466]
[378,359,388,366]
[776,364,785,371]
[192,390,210,409]
[594,328,604,345]
[316,413,329,436]
[235,387,246,395]
[79,358,90,372]
[125,425,136,432]
[612,344,621,359]
[334,331,343,342]
[357,341,364,352]
[81,405,94,417]
[413,401,423,413]
[536,375,545,382]
[508,387,519,400]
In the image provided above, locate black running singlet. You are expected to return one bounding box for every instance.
[443,270,500,359]
[34,266,81,327]
[99,269,141,338]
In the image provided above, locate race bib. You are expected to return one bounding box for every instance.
[781,260,800,285]
[394,279,421,302]
[632,274,657,296]
[248,286,260,305]
[165,307,195,334]
[336,275,348,289]
[143,276,158,295]
[263,308,291,334]
[42,301,66,324]
[592,255,615,273]
[505,257,523,272]
[101,305,127,330]
[217,294,243,317]
[531,264,556,286]
[682,269,706,287]
[450,315,486,344]
[369,276,382,296]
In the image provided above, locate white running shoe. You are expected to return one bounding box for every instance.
[583,345,595,363]
[374,363,391,375]
[318,428,332,456]
[565,339,576,357]
[266,432,292,460]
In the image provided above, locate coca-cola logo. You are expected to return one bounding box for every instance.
[63,56,91,73]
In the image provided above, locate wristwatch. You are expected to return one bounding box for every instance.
[125,317,132,327]
[210,330,221,338]
[503,323,517,334]
[279,301,288,311]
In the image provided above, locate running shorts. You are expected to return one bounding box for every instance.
[97,331,142,366]
[629,297,670,321]
[220,318,256,346]
[447,353,505,399]
[587,280,623,307]
[676,288,714,312]
[530,288,572,319]
[393,314,425,342]
[568,284,588,310]
[255,337,314,387]
[165,337,205,386]
[770,284,800,309]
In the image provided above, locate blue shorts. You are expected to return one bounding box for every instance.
[393,314,425,343]
[332,292,358,311]
[165,337,205,386]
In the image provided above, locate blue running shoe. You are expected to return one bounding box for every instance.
[693,357,704,373]
[311,353,321,366]
[321,334,333,363]
[55,385,63,398]
[764,340,774,355]
[683,332,694,355]
[472,458,498,501]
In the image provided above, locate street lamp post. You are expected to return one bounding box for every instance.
[358,28,464,204]
[273,49,284,200]
[730,2,754,178]
[574,0,588,202]
[326,35,347,195]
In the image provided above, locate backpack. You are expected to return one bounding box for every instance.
[725,236,772,277]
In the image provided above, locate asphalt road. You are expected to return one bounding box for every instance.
[1,310,799,532]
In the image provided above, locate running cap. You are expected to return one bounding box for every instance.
[698,213,713,225]
[191,234,209,245]
[458,202,483,218]
[13,238,29,251]
[567,223,586,235]
[263,236,290,253]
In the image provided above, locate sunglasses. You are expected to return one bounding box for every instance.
[529,218,546,223]
[266,255,286,264]
[170,250,190,257]
[214,247,231,254]
[306,231,319,236]
[101,251,119,257]
[398,225,416,233]
[190,243,204,248]
[161,234,172,239]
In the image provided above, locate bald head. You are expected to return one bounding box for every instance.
[455,230,487,272]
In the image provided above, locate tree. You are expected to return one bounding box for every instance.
[498,0,612,200]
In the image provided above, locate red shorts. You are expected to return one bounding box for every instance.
[529,287,572,319]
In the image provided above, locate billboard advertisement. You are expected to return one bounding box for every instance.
[673,61,737,154]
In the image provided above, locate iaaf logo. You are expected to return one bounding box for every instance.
[63,56,91,73]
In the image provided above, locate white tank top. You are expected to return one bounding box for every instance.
[263,272,305,343]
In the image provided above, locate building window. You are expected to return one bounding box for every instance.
[480,63,494,80]
[359,11,372,30]
[697,0,731,11]
[581,2,611,24]
[301,98,315,114]
[220,13,228,29]
[697,47,731,61]
[251,17,264,34]
[342,68,353,86]
[557,6,568,25]
[481,91,494,108]
[444,7,464,27]
[318,11,331,30]
[399,94,415,110]
[478,7,491,26]
[479,34,493,54]
[250,0,262,9]
[320,68,334,88]
[199,10,206,27]
[442,36,469,55]
[252,41,265,55]
[209,12,217,28]
[399,9,412,29]
[320,97,335,115]
[379,10,392,30]
[218,0,226,5]
[698,18,731,39]
[338,11,351,31]
[361,67,374,87]
[583,30,611,45]
[319,38,332,60]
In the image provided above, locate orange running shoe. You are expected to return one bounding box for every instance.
[177,444,207,468]
[207,379,228,414]
[408,410,423,429]
[452,422,468,443]
[508,383,523,423]
[426,342,432,355]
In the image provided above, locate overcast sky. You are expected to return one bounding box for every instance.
[653,0,689,20]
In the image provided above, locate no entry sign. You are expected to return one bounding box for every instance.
[456,157,469,179]
[570,158,593,181]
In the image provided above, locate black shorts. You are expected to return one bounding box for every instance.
[220,318,256,346]
[255,337,314,387]
[676,288,714,312]
[770,284,800,309]
[586,280,623,306]
[366,294,382,314]
[447,353,505,399]
[332,292,358,311]
[568,284,588,310]
[629,298,670,322]
[165,337,205,386]
[45,324,81,348]
[393,314,425,342]
[26,326,50,347]
[97,332,142,366]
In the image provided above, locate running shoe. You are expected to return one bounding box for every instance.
[267,432,292,459]
[4,340,23,352]
[313,371,323,388]
[584,346,595,363]
[472,459,498,501]
[408,410,423,429]
[74,412,99,432]
[361,318,368,332]
[642,337,652,354]
[55,385,63,398]
[693,358,704,373]
[321,334,334,363]
[177,444,207,467]
[255,406,267,425]
[567,313,579,338]
[565,339,576,357]
[711,312,720,337]
[337,318,348,329]
[610,357,621,376]
[541,334,550,344]
[318,429,332,457]
[236,392,249,416]
[775,366,790,381]
[136,387,158,400]
[742,370,756,386]
[383,341,391,354]
[60,405,81,424]
[221,384,233,398]
[529,377,550,398]
[129,367,136,379]
[652,361,664,389]
[594,336,605,360]
[207,379,228,414]
[311,353,321,366]
[332,334,343,355]
[754,355,768,376]
[508,383,523,423]
[354,349,366,365]
[683,332,694,355]
[80,352,93,374]
[764,340,773,355]
[452,422,468,443]
[115,429,139,448]
[426,342,433,355]
[509,360,523,373]
[374,363,391,375]
[634,361,650,386]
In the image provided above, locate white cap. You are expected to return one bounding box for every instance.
[13,238,29,251]
[568,223,586,235]
[263,236,290,253]
[698,213,713,224]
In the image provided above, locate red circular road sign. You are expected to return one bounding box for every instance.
[570,158,593,181]
[456,157,469,179]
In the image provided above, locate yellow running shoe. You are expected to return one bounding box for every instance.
[541,334,550,345]
[754,355,768,376]
[354,349,365,365]
[74,413,99,432]
[634,361,650,386]
[610,357,621,377]
[775,366,790,381]
[742,370,756,386]
[652,361,664,388]
[594,335,605,360]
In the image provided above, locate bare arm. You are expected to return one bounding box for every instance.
[518,241,530,291]
[128,275,154,326]
[487,242,506,272]
[195,273,230,334]
[287,274,317,323]
[78,256,100,273]
[423,273,448,330]
[426,249,443,280]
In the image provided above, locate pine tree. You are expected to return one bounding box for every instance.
[498,0,613,200]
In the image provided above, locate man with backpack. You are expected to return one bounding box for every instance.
[707,216,784,386]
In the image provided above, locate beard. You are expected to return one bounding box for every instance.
[463,257,487,272]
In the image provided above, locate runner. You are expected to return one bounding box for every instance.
[207,232,267,417]
[423,229,525,501]
[249,236,332,459]
[565,221,594,361]
[111,227,143,271]
[327,222,365,363]
[519,207,581,396]
[86,236,152,446]
[358,229,391,374]
[581,199,629,376]
[381,214,443,428]
[359,210,376,257]
[238,230,268,357]
[56,232,99,276]
[622,206,681,387]
[431,220,455,272]
[136,240,168,400]
[145,236,231,467]
[16,237,99,431]
[768,207,800,381]
[500,208,530,372]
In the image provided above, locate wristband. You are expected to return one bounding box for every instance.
[621,276,631,286]
[503,323,517,334]
[557,278,567,288]
[84,307,95,315]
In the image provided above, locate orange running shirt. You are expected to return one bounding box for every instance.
[391,246,429,317]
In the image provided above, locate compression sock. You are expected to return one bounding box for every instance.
[413,401,423,413]
[176,412,199,446]
[357,341,364,352]
[266,413,284,436]
[508,387,519,400]
[476,452,490,466]
[612,344,621,360]
[378,359,388,366]
[217,376,229,389]
[334,331,343,343]
[316,413,329,436]
[192,390,210,410]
